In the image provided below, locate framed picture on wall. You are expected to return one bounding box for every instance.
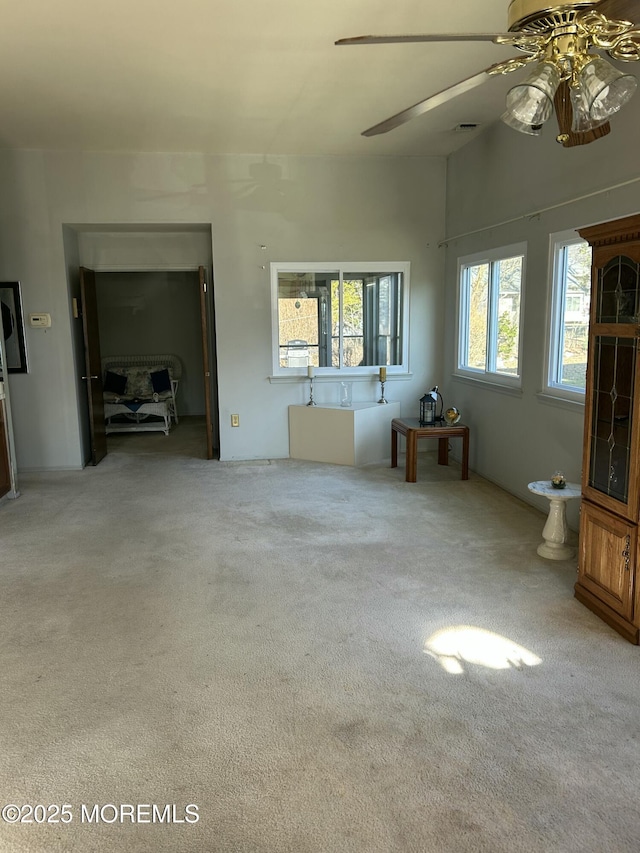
[0,282,28,373]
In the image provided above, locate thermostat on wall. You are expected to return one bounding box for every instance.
[29,313,52,328]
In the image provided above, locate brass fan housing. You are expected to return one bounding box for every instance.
[508,0,601,32]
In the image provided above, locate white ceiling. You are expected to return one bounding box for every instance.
[0,0,524,157]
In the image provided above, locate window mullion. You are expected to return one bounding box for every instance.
[459,267,470,368]
[338,271,344,369]
[392,274,400,364]
[487,261,498,373]
[553,245,569,385]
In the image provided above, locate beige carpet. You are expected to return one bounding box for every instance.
[1,417,639,852]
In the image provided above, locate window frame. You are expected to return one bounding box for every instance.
[455,242,526,389]
[544,230,591,404]
[270,261,411,377]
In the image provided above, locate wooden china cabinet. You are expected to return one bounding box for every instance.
[576,213,640,643]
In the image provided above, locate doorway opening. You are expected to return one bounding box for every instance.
[95,269,216,460]
[65,224,219,467]
[82,266,219,463]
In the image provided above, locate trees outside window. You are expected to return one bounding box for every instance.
[271,263,409,375]
[457,245,525,386]
[547,234,591,397]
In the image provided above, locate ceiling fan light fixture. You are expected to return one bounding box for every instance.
[578,56,637,121]
[500,109,543,135]
[569,82,608,133]
[338,3,640,149]
[505,61,561,125]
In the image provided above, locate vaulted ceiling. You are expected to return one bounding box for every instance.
[0,0,559,157]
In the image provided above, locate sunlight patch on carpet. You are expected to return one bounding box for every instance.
[424,626,542,674]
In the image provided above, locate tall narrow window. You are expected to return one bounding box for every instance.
[457,244,525,385]
[547,233,591,398]
[271,262,409,375]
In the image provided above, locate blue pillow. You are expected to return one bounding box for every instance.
[150,368,171,393]
[104,370,127,395]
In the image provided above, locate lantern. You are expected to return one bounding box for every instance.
[419,391,437,426]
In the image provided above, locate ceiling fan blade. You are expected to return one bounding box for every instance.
[336,33,514,46]
[361,58,527,136]
[595,0,640,24]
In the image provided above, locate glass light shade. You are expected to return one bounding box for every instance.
[569,83,609,132]
[501,109,543,136]
[505,62,561,125]
[579,56,637,121]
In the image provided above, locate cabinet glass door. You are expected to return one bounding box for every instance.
[588,335,636,505]
[595,255,640,323]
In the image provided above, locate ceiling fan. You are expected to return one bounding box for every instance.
[336,0,640,146]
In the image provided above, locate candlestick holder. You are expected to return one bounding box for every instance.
[306,376,316,406]
[377,380,388,404]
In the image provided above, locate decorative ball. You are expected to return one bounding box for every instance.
[551,471,566,489]
[444,406,461,425]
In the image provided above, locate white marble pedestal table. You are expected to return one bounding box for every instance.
[527,480,582,560]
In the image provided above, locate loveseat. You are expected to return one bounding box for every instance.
[101,354,182,435]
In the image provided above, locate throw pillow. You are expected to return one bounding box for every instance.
[151,368,172,394]
[103,370,127,395]
[126,367,153,398]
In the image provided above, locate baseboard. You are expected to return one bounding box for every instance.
[574,583,639,644]
[18,466,84,473]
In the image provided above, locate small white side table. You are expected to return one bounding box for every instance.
[527,480,582,560]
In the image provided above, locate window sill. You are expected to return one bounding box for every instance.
[537,390,585,412]
[269,372,414,384]
[451,373,522,397]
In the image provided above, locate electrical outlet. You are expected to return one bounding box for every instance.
[231,414,240,427]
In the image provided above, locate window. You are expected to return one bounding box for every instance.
[546,232,592,398]
[271,262,409,374]
[457,244,525,385]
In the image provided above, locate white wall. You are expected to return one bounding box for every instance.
[443,104,640,528]
[0,151,446,469]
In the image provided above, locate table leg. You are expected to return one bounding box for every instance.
[391,426,398,469]
[437,437,449,466]
[406,431,418,483]
[461,429,469,480]
[537,497,573,560]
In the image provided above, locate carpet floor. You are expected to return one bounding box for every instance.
[1,417,639,852]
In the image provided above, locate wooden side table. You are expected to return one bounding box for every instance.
[391,418,469,483]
